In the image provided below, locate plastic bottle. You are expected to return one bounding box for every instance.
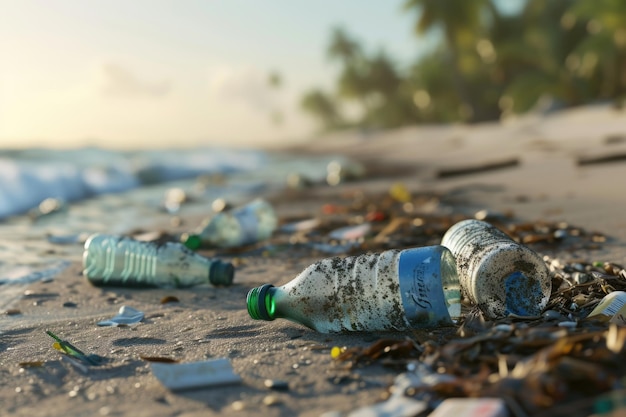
[440,219,551,318]
[83,234,234,288]
[183,199,277,249]
[246,245,461,333]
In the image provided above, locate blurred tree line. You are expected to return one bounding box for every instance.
[300,0,626,132]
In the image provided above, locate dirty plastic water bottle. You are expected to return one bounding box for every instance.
[246,246,461,333]
[183,199,277,249]
[83,234,234,288]
[441,219,551,318]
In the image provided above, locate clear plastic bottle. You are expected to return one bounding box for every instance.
[441,219,551,318]
[83,234,234,288]
[183,199,277,249]
[247,246,461,333]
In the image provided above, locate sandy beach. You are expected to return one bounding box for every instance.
[2,104,626,417]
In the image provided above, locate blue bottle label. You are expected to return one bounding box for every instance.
[398,247,453,327]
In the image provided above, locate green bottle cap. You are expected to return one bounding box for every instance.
[209,260,235,286]
[182,233,202,250]
[247,284,275,320]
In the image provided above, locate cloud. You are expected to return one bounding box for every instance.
[208,66,279,110]
[100,63,171,98]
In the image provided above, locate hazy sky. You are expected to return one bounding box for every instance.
[0,0,435,149]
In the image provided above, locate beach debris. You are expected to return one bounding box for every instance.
[306,223,373,254]
[436,157,519,179]
[592,389,626,415]
[389,182,412,203]
[309,241,361,255]
[150,358,241,391]
[83,233,234,288]
[46,232,90,245]
[441,219,551,318]
[264,379,289,391]
[160,295,180,304]
[585,291,626,325]
[162,187,188,214]
[326,160,364,186]
[247,245,460,332]
[286,172,315,189]
[18,361,45,368]
[279,217,320,233]
[332,339,421,366]
[28,197,67,220]
[576,151,626,166]
[46,330,106,366]
[328,223,371,241]
[140,356,178,363]
[181,198,277,249]
[97,305,144,327]
[262,395,283,406]
[427,398,508,417]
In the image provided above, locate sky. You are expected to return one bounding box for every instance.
[0,0,438,149]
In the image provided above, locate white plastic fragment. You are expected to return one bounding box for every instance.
[329,223,371,241]
[279,218,320,233]
[587,291,626,325]
[97,305,144,327]
[151,358,241,391]
[427,398,508,417]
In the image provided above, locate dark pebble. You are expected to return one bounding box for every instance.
[264,379,289,391]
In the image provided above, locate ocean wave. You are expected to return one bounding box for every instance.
[0,147,266,219]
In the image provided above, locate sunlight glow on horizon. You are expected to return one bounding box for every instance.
[0,0,425,149]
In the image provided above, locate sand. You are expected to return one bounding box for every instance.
[2,104,626,417]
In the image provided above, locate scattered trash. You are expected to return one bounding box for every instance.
[160,295,180,304]
[97,305,144,327]
[332,339,421,365]
[328,223,371,241]
[586,291,626,325]
[427,398,508,417]
[182,198,277,249]
[436,157,519,179]
[286,172,315,189]
[46,330,106,366]
[83,233,234,288]
[140,356,178,363]
[441,219,551,318]
[264,379,289,391]
[247,245,460,332]
[28,197,67,220]
[46,232,90,245]
[18,361,45,368]
[326,160,364,186]
[389,182,412,203]
[162,187,188,214]
[279,218,320,233]
[150,358,241,391]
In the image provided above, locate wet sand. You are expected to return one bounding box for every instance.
[2,104,626,416]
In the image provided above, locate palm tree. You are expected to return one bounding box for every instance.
[403,0,489,121]
[327,26,363,64]
[568,0,626,101]
[300,89,344,131]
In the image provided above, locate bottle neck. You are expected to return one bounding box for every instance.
[247,284,276,321]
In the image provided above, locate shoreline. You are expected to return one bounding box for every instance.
[3,105,626,416]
